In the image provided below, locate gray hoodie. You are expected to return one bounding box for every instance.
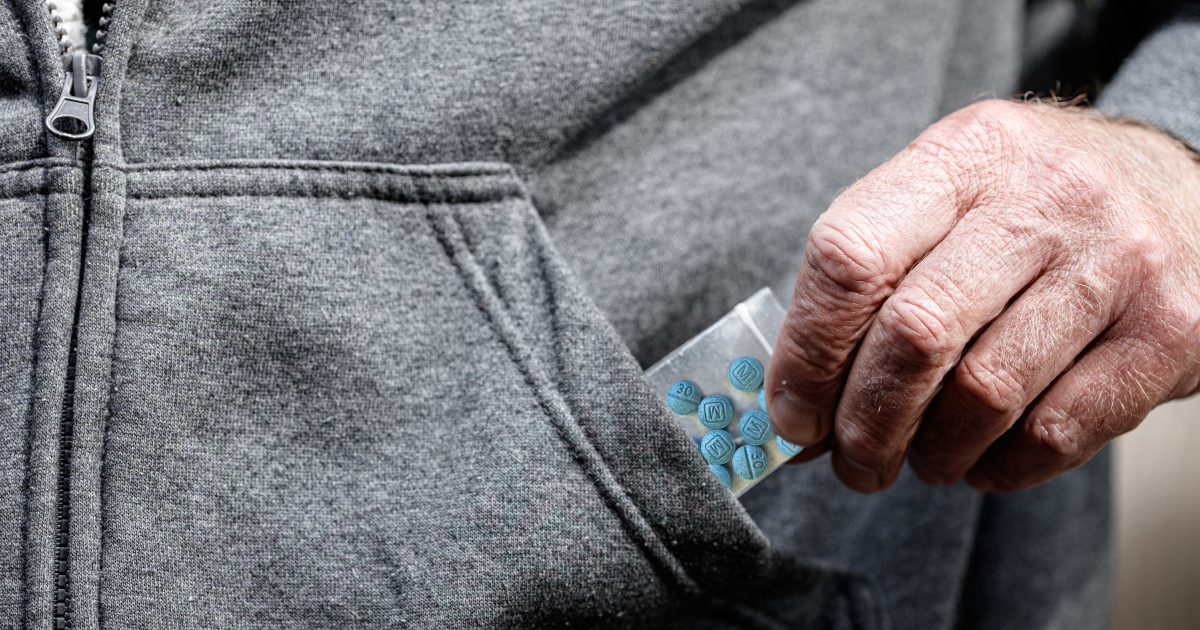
[1,0,1197,628]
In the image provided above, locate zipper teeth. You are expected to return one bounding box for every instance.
[55,347,75,630]
[49,3,77,624]
[45,2,74,57]
[45,1,114,627]
[93,3,115,55]
[45,2,114,58]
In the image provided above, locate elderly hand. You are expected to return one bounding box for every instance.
[765,99,1200,493]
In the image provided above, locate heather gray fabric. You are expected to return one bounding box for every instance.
[1098,6,1200,149]
[0,0,47,165]
[0,0,1196,628]
[0,163,82,629]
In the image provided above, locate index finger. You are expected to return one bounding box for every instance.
[765,108,998,447]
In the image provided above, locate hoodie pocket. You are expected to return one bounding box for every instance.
[95,159,882,630]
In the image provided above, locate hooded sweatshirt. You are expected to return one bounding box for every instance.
[1,0,1197,628]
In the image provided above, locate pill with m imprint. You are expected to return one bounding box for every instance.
[738,409,774,446]
[700,430,736,466]
[697,395,734,430]
[728,357,764,391]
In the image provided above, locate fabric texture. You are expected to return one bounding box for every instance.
[1,0,1192,627]
[1098,5,1200,149]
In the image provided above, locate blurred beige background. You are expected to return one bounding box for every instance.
[1112,396,1200,629]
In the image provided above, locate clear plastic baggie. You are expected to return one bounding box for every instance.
[644,288,798,497]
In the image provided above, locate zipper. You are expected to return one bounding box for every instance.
[45,2,112,141]
[54,326,78,630]
[43,2,115,628]
[45,52,101,141]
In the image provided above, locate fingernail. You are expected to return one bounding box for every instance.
[769,390,822,445]
[836,452,882,492]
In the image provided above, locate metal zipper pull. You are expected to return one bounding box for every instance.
[45,52,102,141]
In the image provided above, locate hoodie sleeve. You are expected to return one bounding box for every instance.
[1098,6,1200,149]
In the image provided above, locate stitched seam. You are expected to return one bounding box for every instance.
[120,161,521,203]
[96,182,129,630]
[0,164,78,200]
[115,160,514,177]
[0,159,77,174]
[16,159,56,630]
[123,167,523,203]
[424,202,702,598]
[517,212,781,621]
[19,162,81,630]
[125,191,524,202]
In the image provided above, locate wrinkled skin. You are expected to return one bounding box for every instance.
[766,99,1200,494]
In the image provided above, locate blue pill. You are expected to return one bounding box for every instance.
[732,444,769,480]
[777,436,803,457]
[708,464,732,489]
[758,388,767,412]
[738,409,774,446]
[667,380,703,415]
[697,395,734,430]
[700,430,736,465]
[728,356,764,391]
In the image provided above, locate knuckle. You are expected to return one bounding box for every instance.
[1024,405,1087,467]
[838,417,895,466]
[985,204,1063,253]
[1126,279,1200,348]
[1154,296,1200,349]
[955,351,1027,415]
[1111,219,1166,265]
[804,219,893,306]
[875,289,962,369]
[774,329,845,389]
[1062,271,1116,322]
[1104,337,1180,416]
[1029,148,1112,221]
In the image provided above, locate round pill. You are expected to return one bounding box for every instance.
[758,388,767,412]
[738,409,774,446]
[732,444,768,480]
[776,436,803,458]
[697,395,734,430]
[708,464,732,489]
[666,380,703,415]
[728,356,764,391]
[700,430,736,465]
